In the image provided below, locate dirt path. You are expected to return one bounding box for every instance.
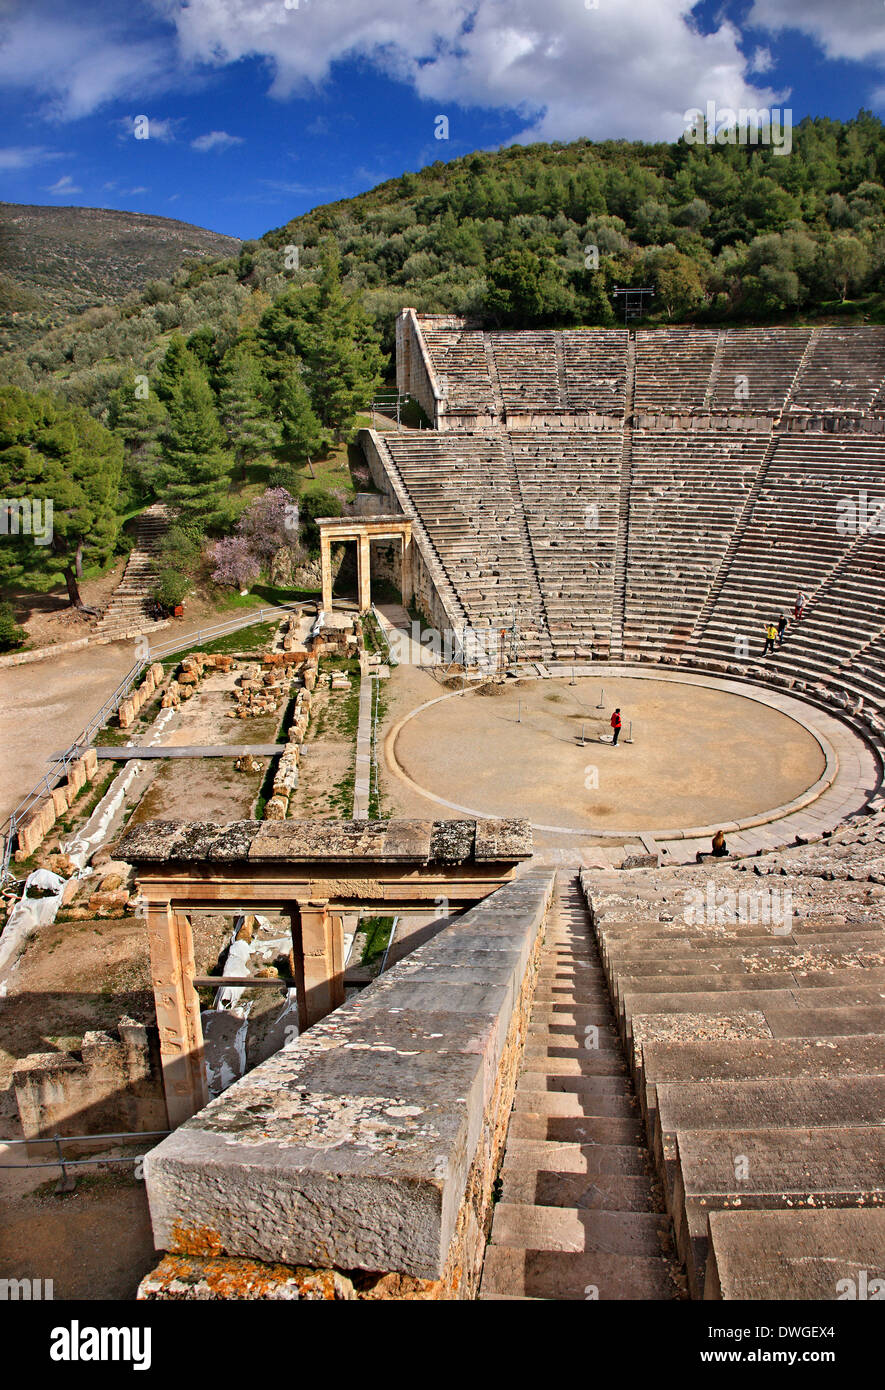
[0,639,139,824]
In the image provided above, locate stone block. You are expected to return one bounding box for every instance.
[82,747,98,778]
[142,872,554,1283]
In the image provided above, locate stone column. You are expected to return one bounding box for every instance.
[290,899,345,1029]
[320,532,333,615]
[357,532,372,612]
[400,531,413,608]
[144,902,208,1127]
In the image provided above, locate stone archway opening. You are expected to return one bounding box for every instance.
[318,516,412,615]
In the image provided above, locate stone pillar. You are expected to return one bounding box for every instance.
[400,532,413,608]
[144,902,208,1127]
[357,532,372,612]
[320,533,333,616]
[290,900,345,1029]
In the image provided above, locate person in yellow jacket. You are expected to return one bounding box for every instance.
[763,621,778,655]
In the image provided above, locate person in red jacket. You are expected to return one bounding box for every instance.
[610,708,622,746]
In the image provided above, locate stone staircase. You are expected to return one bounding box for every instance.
[583,865,885,1299]
[95,502,169,639]
[480,873,683,1300]
[609,338,636,660]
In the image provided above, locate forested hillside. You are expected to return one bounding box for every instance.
[3,114,884,422]
[3,113,885,630]
[0,203,241,357]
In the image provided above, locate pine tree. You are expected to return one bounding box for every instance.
[218,346,279,478]
[0,386,123,608]
[277,371,327,463]
[304,241,386,440]
[108,372,167,504]
[160,361,232,525]
[154,334,193,403]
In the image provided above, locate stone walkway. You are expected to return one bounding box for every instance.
[353,658,373,818]
[480,871,682,1300]
[90,745,284,759]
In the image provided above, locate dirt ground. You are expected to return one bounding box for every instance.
[0,1169,156,1301]
[287,674,360,819]
[0,910,233,1095]
[10,563,126,649]
[0,906,235,1299]
[383,670,827,834]
[0,639,139,824]
[126,674,282,825]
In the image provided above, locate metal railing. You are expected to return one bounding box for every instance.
[1,1129,170,1190]
[0,603,303,881]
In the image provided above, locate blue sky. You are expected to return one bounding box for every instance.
[2,0,885,240]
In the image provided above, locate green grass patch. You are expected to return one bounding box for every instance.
[160,619,280,663]
[359,915,394,967]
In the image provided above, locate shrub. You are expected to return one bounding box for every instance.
[153,568,189,610]
[0,601,27,652]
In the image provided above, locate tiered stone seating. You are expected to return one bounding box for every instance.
[415,317,630,418]
[510,431,621,658]
[489,331,562,411]
[767,531,885,703]
[383,433,549,650]
[790,327,885,414]
[583,865,885,1298]
[481,874,682,1301]
[695,435,885,675]
[845,632,885,714]
[709,327,811,414]
[624,431,770,655]
[419,322,494,410]
[633,329,719,411]
[561,330,628,413]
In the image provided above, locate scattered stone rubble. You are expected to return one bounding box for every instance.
[161,652,235,711]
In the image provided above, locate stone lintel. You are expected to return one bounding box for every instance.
[143,872,554,1280]
[115,818,532,867]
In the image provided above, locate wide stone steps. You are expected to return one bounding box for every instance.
[480,873,682,1301]
[581,865,885,1298]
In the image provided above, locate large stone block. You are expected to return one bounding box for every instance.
[142,872,554,1282]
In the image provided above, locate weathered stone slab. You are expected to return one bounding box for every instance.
[116,817,531,867]
[143,872,554,1281]
[706,1209,885,1300]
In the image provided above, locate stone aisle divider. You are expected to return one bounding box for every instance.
[139,870,555,1301]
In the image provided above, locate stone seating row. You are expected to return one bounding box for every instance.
[694,435,885,683]
[510,432,622,657]
[583,866,885,1299]
[418,319,885,420]
[623,431,770,655]
[384,434,550,649]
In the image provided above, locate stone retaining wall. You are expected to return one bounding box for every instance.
[14,745,101,861]
[360,428,460,636]
[13,1017,167,1148]
[138,870,555,1300]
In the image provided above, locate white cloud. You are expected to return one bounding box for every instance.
[750,46,774,75]
[46,174,82,195]
[0,144,64,170]
[0,2,172,120]
[191,129,243,151]
[11,0,877,144]
[748,1,885,65]
[156,0,782,144]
